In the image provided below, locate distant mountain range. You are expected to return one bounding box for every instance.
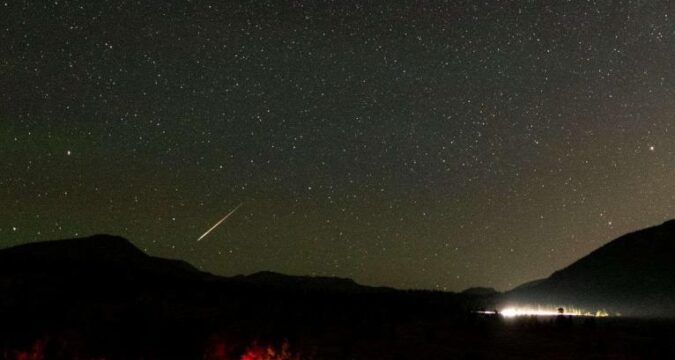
[231,270,395,293]
[1,219,674,319]
[503,220,675,316]
[0,234,388,302]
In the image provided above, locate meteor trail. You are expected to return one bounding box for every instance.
[197,203,243,241]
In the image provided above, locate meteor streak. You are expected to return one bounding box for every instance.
[197,203,243,241]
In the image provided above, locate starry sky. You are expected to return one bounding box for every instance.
[2,0,675,291]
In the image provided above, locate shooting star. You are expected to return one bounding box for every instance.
[197,203,243,241]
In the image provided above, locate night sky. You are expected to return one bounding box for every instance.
[2,1,675,291]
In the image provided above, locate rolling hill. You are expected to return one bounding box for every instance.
[503,220,675,316]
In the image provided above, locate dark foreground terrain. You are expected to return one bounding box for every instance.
[1,234,674,359]
[4,312,675,359]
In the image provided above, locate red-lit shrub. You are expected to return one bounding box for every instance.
[240,341,301,360]
[203,338,303,360]
[6,338,46,360]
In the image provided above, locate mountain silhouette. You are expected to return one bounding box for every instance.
[0,234,206,282]
[0,234,383,299]
[232,271,392,293]
[504,220,675,316]
[3,223,675,321]
[461,287,499,296]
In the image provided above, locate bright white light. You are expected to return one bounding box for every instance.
[501,307,577,318]
[499,306,608,318]
[475,310,498,315]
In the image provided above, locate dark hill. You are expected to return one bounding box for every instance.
[232,271,392,293]
[504,220,675,316]
[0,234,206,281]
[0,234,218,322]
[461,287,499,296]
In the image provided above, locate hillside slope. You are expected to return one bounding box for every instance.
[504,220,675,316]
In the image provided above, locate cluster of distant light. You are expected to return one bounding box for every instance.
[476,306,609,318]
